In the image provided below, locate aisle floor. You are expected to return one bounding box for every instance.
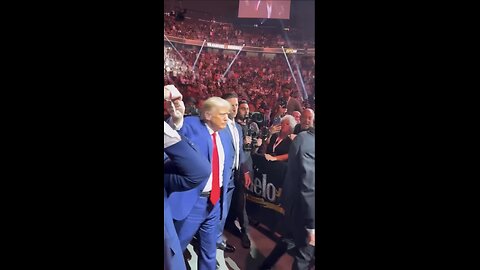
[185,221,294,270]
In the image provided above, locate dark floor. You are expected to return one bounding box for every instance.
[185,220,295,270]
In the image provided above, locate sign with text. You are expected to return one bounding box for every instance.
[246,154,288,234]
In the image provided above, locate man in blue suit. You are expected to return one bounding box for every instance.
[168,96,234,270]
[163,87,212,270]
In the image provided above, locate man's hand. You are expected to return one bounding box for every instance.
[244,136,252,145]
[307,231,315,246]
[166,99,185,127]
[164,85,182,101]
[255,138,263,147]
[269,124,281,134]
[244,172,251,188]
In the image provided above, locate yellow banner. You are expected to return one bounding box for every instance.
[246,194,285,215]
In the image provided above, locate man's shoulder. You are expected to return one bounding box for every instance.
[184,116,202,126]
[181,116,206,137]
[294,130,315,150]
[297,128,314,138]
[234,122,243,131]
[219,127,232,137]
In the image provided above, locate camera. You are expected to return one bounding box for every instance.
[243,112,267,151]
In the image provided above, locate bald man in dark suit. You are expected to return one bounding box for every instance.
[260,127,315,270]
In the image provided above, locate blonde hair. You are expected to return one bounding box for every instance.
[200,97,232,120]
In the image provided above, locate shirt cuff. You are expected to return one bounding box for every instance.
[167,117,184,130]
[164,121,181,148]
[306,228,315,234]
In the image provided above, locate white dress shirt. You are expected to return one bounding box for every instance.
[203,124,225,192]
[227,118,240,170]
[164,121,181,148]
[167,116,183,131]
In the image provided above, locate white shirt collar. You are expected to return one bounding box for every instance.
[205,122,215,135]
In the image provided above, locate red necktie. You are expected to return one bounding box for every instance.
[210,132,220,205]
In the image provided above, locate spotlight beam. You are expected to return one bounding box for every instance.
[192,39,206,73]
[164,33,192,70]
[222,44,245,79]
[279,20,305,101]
[281,46,304,101]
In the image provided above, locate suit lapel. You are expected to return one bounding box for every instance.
[194,120,212,163]
[203,125,212,161]
[227,123,235,150]
[219,129,230,158]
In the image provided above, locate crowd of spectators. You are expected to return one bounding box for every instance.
[164,13,314,49]
[164,11,315,122]
[163,10,316,270]
[164,45,315,121]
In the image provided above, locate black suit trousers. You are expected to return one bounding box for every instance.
[226,168,249,233]
[261,232,315,270]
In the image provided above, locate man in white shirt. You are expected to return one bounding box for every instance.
[216,93,253,253]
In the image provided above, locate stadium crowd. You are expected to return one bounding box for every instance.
[164,13,314,49]
[163,10,316,269]
[164,46,315,123]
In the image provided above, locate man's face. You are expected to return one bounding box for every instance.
[207,105,230,131]
[238,103,249,120]
[226,97,238,119]
[301,110,315,129]
[282,89,290,99]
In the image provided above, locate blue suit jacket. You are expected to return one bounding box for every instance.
[168,116,234,221]
[164,136,211,269]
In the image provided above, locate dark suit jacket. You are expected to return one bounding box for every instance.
[293,123,311,135]
[168,116,234,221]
[237,122,255,178]
[287,97,303,115]
[280,128,315,246]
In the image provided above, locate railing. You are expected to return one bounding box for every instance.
[164,34,315,56]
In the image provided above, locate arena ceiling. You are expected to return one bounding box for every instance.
[164,0,315,40]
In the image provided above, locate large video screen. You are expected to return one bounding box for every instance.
[238,0,291,19]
